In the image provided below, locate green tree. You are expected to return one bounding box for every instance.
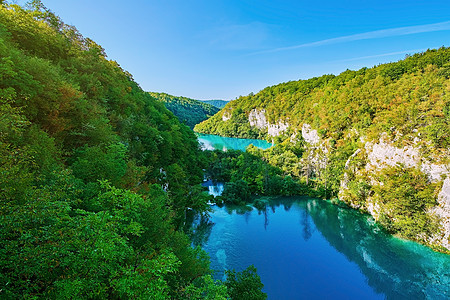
[225,265,267,300]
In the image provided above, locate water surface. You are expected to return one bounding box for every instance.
[190,198,450,300]
[197,133,272,151]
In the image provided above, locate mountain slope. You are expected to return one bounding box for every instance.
[0,3,230,298]
[202,99,229,109]
[150,92,220,128]
[195,48,450,252]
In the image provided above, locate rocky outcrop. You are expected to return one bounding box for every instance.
[364,134,448,182]
[268,122,289,137]
[365,140,419,170]
[433,178,450,250]
[301,123,320,145]
[248,109,268,129]
[222,110,231,121]
[299,123,329,178]
[248,108,289,137]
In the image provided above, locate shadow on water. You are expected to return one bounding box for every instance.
[185,211,215,248]
[302,198,450,299]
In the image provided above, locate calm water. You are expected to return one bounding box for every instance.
[196,133,272,151]
[190,198,450,300]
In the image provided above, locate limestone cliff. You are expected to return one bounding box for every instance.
[248,108,289,137]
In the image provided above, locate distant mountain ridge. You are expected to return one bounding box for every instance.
[201,99,229,109]
[150,92,220,128]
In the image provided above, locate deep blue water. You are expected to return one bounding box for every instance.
[196,133,272,151]
[190,198,450,300]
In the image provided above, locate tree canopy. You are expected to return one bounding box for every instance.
[150,92,220,129]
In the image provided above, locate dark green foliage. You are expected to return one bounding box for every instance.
[150,92,220,129]
[222,180,251,204]
[225,265,267,300]
[70,143,128,186]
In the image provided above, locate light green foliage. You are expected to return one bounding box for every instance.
[183,275,228,299]
[195,48,450,150]
[196,107,263,139]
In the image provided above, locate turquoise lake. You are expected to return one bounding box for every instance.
[195,134,450,299]
[196,133,272,151]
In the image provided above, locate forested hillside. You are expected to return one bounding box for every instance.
[195,48,450,252]
[150,92,219,128]
[202,99,229,109]
[0,2,267,298]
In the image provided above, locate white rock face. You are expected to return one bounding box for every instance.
[345,149,361,170]
[268,122,289,137]
[290,131,299,143]
[301,123,320,145]
[366,199,382,219]
[222,111,231,121]
[365,140,420,170]
[248,109,268,129]
[421,163,448,182]
[247,108,289,137]
[365,138,448,182]
[433,178,450,250]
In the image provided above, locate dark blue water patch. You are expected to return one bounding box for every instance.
[190,197,450,300]
[196,133,273,151]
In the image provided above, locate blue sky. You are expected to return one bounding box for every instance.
[17,0,450,100]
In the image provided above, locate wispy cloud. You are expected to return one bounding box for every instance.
[204,22,271,50]
[336,48,428,63]
[252,21,450,55]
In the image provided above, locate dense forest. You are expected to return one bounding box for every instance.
[196,48,450,252]
[0,2,267,298]
[150,92,220,129]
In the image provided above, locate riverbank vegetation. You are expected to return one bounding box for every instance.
[204,139,342,206]
[0,2,267,298]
